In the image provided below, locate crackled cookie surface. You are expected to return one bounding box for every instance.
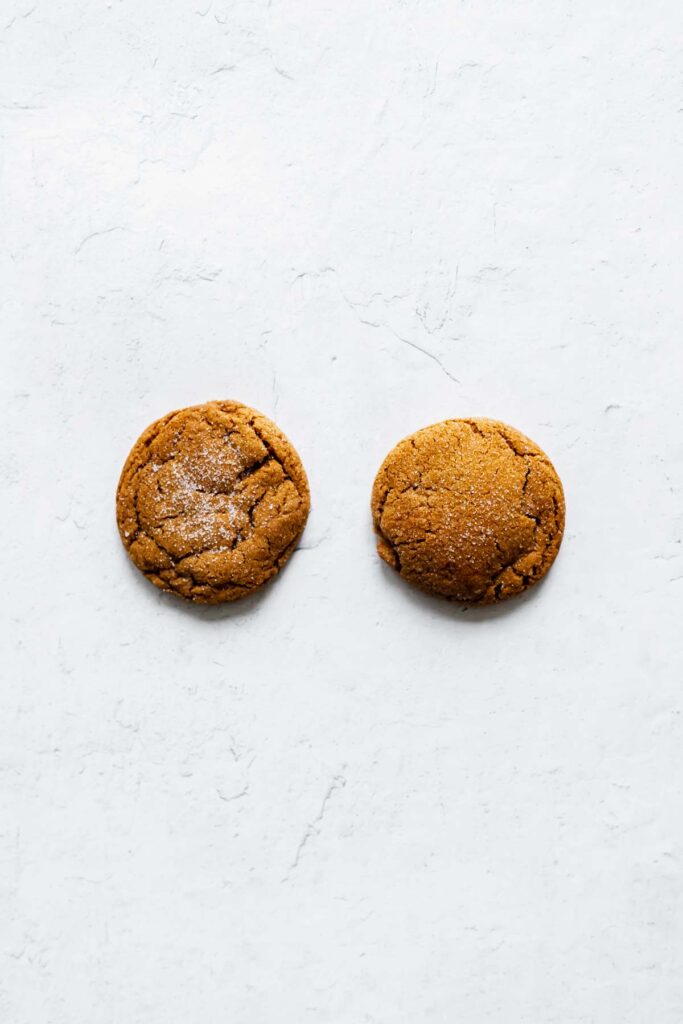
[116,401,310,603]
[371,418,564,605]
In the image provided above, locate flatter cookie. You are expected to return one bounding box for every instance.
[371,418,565,605]
[116,401,310,603]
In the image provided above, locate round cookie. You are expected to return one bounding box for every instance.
[371,418,565,605]
[116,401,310,603]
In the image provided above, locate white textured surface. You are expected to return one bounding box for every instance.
[2,1,683,1020]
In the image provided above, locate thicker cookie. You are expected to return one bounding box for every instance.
[116,401,310,603]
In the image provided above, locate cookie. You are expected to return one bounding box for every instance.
[116,401,310,603]
[371,418,565,605]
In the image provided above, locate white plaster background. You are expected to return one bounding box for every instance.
[2,1,683,1021]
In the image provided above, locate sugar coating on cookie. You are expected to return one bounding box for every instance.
[371,418,565,605]
[116,401,310,603]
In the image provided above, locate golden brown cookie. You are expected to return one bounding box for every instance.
[116,401,310,603]
[371,418,565,605]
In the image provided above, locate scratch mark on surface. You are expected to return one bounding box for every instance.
[3,5,36,31]
[425,61,439,98]
[271,369,279,413]
[290,266,337,286]
[416,265,459,336]
[74,226,127,255]
[340,290,459,384]
[265,49,294,80]
[388,327,460,384]
[0,102,44,110]
[216,786,249,803]
[283,773,346,880]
